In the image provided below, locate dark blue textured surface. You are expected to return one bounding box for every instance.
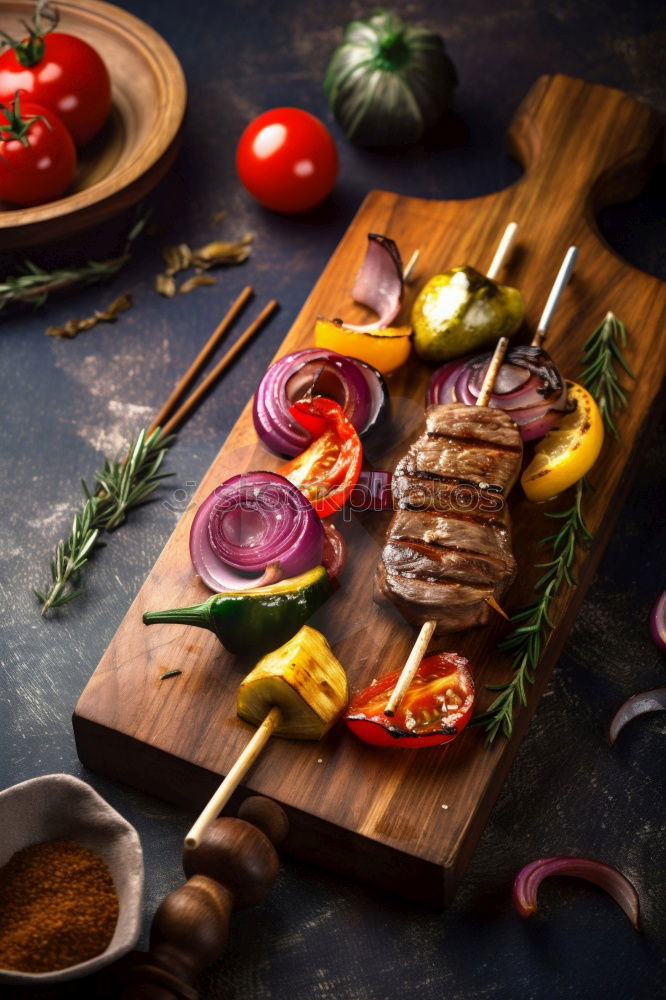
[0,1,664,997]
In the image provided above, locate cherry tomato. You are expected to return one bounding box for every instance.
[0,33,111,146]
[0,96,76,206]
[236,108,338,213]
[345,652,475,748]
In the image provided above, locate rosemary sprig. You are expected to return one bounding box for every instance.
[36,428,173,614]
[0,214,147,313]
[473,479,592,742]
[580,311,634,438]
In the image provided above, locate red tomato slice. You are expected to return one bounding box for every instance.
[345,652,475,748]
[279,398,362,518]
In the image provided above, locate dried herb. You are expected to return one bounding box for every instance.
[179,275,216,294]
[155,233,253,297]
[192,238,253,268]
[580,311,634,438]
[0,214,146,313]
[155,273,176,298]
[160,669,182,680]
[45,293,132,339]
[472,479,593,742]
[36,427,174,614]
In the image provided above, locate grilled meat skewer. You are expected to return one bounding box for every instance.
[375,402,522,633]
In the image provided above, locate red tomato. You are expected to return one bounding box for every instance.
[0,33,111,146]
[236,108,338,213]
[345,652,475,749]
[279,398,362,518]
[0,97,76,206]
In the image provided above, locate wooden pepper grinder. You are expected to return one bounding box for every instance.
[118,796,289,999]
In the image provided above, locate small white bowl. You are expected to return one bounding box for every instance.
[0,773,144,985]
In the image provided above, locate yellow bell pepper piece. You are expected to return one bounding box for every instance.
[521,382,604,502]
[315,318,411,375]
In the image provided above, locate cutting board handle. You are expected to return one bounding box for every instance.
[507,74,662,214]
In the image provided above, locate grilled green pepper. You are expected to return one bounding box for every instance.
[143,566,330,658]
[412,265,524,362]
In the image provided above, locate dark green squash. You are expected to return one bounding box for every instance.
[324,10,457,147]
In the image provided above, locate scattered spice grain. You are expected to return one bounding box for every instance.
[0,838,118,972]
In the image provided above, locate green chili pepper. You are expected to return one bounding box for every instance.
[143,566,330,658]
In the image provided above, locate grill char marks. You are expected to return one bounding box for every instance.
[375,403,522,634]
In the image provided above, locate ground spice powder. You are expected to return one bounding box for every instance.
[0,838,119,972]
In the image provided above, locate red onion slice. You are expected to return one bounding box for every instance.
[609,688,666,744]
[254,348,387,457]
[513,857,640,930]
[347,470,392,511]
[345,234,404,332]
[649,590,666,652]
[427,346,569,442]
[322,521,347,582]
[190,472,324,592]
[426,360,466,406]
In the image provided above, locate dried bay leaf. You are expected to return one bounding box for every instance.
[156,230,253,300]
[46,294,133,339]
[155,273,177,298]
[162,243,193,276]
[179,274,216,294]
[192,234,253,268]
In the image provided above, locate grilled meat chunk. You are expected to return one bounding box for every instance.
[375,403,522,633]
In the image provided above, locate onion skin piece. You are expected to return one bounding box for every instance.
[649,590,666,652]
[346,233,403,331]
[513,857,641,930]
[609,688,666,745]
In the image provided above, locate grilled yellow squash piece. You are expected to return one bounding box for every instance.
[237,626,348,739]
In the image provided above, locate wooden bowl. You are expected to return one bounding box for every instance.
[0,0,187,250]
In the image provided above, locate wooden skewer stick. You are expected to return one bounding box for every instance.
[383,226,518,717]
[531,245,578,348]
[403,249,420,283]
[476,336,510,406]
[148,285,254,436]
[486,221,518,280]
[185,706,282,850]
[384,620,436,717]
[159,299,279,438]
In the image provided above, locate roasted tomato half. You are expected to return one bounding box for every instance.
[345,652,474,748]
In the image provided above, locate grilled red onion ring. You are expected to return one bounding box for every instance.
[427,345,570,441]
[190,472,324,592]
[253,348,388,457]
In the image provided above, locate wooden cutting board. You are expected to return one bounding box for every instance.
[74,75,665,906]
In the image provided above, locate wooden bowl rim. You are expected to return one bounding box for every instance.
[0,0,187,232]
